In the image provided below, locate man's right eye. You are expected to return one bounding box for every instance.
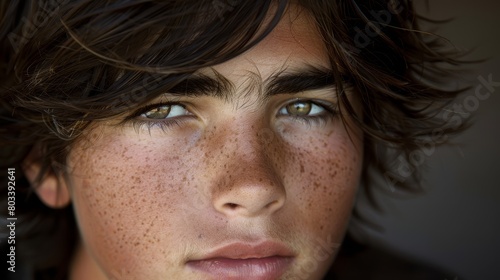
[124,103,196,132]
[139,104,191,120]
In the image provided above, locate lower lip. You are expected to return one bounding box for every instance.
[187,256,293,280]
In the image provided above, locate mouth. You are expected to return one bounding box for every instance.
[186,241,295,280]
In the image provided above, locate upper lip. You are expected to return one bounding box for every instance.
[189,240,295,261]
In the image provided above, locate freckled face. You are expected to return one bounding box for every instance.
[67,6,363,280]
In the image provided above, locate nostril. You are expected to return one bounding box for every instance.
[214,185,286,217]
[226,203,238,209]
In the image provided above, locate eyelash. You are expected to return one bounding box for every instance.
[126,102,194,132]
[126,99,338,132]
[278,99,338,127]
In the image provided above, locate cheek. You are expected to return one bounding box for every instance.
[67,130,200,274]
[280,123,363,238]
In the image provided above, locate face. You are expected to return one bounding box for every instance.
[66,6,363,280]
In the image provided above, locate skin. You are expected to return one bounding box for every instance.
[57,5,364,280]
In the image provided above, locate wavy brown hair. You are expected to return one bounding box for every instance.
[0,0,466,278]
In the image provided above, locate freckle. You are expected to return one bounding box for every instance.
[300,164,304,173]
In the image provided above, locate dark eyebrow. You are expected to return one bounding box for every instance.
[265,67,335,97]
[166,72,232,99]
[164,66,335,100]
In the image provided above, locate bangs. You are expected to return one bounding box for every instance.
[5,0,288,139]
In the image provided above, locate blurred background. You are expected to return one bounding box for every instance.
[356,1,500,279]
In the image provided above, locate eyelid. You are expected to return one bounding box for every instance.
[123,101,196,133]
[125,101,187,121]
[277,98,337,116]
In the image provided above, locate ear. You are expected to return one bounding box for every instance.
[22,149,71,208]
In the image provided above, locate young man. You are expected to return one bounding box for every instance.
[0,0,465,279]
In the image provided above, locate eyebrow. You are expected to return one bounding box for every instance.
[165,66,336,100]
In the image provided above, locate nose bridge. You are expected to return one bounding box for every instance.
[208,120,286,218]
[232,123,272,163]
[213,116,276,167]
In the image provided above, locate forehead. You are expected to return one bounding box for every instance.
[203,5,330,80]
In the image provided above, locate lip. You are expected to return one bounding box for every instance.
[187,241,295,280]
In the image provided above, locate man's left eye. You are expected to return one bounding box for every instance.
[278,100,326,117]
[140,104,189,119]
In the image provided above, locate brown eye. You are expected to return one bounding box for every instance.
[142,105,171,119]
[285,101,312,116]
[279,100,325,117]
[139,104,189,119]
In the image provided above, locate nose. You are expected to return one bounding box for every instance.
[213,168,286,218]
[210,126,286,218]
